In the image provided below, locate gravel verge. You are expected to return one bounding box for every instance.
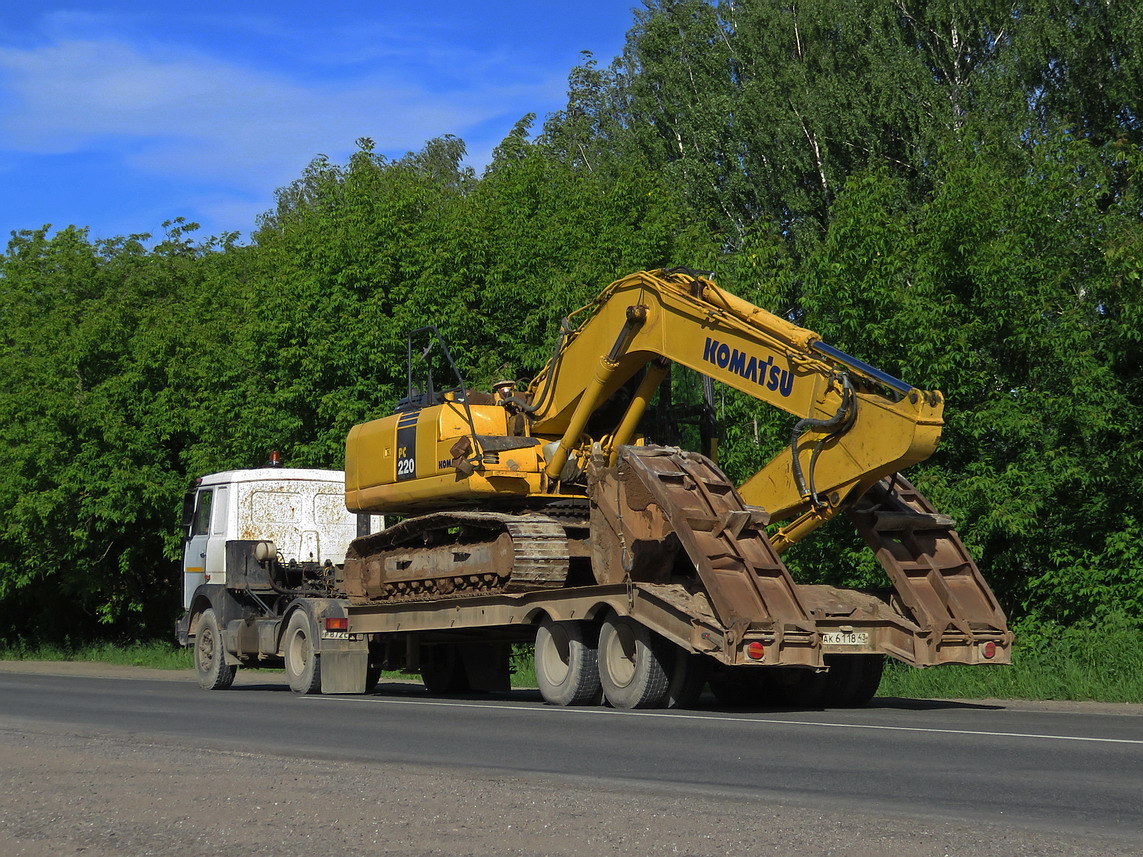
[0,720,1137,857]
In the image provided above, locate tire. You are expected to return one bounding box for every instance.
[364,666,382,694]
[665,648,710,709]
[534,619,602,706]
[420,644,470,694]
[768,667,829,709]
[194,608,236,690]
[708,668,770,707]
[821,654,884,707]
[597,615,670,709]
[283,610,321,695]
[848,655,885,706]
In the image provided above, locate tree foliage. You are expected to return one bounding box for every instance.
[1,0,1141,639]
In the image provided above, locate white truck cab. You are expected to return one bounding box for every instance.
[181,467,380,609]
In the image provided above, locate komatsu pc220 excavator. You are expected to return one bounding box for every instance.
[332,268,1010,707]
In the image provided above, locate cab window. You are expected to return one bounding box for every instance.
[191,490,213,536]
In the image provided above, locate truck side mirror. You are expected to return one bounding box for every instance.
[181,492,196,533]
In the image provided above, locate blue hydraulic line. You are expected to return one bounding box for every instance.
[811,341,914,397]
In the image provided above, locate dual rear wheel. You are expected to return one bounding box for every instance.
[283,610,322,695]
[534,614,884,710]
[534,617,602,705]
[534,614,691,710]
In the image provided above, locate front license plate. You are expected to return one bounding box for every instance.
[822,631,869,646]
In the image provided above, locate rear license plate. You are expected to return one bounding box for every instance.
[822,631,869,646]
[321,631,363,641]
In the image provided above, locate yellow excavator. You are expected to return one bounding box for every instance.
[347,268,939,527]
[342,268,1010,707]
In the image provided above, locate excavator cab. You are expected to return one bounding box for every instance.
[344,326,555,514]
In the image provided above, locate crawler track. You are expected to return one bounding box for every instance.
[342,511,570,605]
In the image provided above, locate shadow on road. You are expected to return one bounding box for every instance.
[864,696,1006,711]
[336,682,1008,714]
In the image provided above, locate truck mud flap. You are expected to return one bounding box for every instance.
[319,649,370,694]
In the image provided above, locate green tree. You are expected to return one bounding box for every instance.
[0,220,248,639]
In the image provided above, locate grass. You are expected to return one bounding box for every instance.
[879,613,1143,704]
[510,645,537,688]
[0,639,194,670]
[4,615,1141,704]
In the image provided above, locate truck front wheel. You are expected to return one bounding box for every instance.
[195,609,236,690]
[284,611,322,694]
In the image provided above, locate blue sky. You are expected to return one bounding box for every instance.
[0,3,637,243]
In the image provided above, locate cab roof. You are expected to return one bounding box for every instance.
[195,467,345,487]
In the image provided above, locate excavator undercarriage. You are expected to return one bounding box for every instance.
[342,511,576,603]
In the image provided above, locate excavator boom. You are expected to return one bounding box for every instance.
[347,269,944,541]
[522,269,943,542]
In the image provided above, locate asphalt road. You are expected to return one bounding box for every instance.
[1,666,1141,855]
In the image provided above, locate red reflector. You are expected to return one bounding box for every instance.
[982,641,997,659]
[746,641,765,660]
[325,617,348,632]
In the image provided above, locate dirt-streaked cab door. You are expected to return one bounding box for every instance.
[183,489,212,608]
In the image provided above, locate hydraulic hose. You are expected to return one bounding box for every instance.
[790,374,856,509]
[505,317,574,414]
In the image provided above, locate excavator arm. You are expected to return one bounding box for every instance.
[522,269,944,549]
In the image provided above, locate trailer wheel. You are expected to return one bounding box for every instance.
[194,609,236,690]
[665,648,711,709]
[364,666,382,694]
[535,619,602,706]
[598,615,670,709]
[284,611,321,695]
[768,667,829,709]
[822,655,885,707]
[420,644,469,694]
[708,668,769,707]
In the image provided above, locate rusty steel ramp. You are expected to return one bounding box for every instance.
[848,475,1012,666]
[589,445,822,666]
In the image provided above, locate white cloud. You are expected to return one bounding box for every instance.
[0,6,595,238]
[0,33,552,192]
